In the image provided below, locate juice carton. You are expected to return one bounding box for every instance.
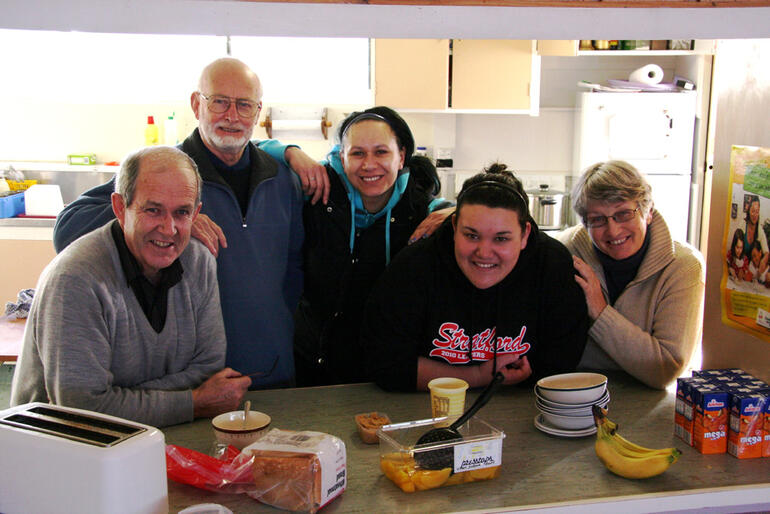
[727,391,766,459]
[674,378,690,444]
[693,369,731,380]
[694,368,745,379]
[742,384,770,395]
[708,375,740,386]
[675,377,707,446]
[764,399,770,458]
[692,384,729,454]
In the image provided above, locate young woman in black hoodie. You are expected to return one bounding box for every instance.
[362,164,589,391]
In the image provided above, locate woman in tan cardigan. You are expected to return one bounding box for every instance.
[557,161,705,389]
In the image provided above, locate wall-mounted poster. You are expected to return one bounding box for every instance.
[721,144,770,342]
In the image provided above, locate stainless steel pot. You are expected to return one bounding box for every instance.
[526,184,568,230]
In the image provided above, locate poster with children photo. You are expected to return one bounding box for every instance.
[721,145,770,342]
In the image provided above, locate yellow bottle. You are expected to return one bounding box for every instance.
[144,116,159,146]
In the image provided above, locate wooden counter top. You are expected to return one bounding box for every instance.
[162,372,770,513]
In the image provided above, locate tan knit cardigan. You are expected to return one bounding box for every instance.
[557,211,705,389]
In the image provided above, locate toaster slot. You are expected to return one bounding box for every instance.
[28,406,144,435]
[0,405,146,447]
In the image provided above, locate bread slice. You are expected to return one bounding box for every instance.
[250,450,321,512]
[244,429,346,513]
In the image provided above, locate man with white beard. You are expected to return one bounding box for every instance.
[54,58,329,389]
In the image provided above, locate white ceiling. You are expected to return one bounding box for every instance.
[1,0,770,39]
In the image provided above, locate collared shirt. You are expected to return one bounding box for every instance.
[110,220,184,333]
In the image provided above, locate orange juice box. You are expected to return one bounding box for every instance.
[675,377,707,445]
[727,391,766,459]
[762,394,770,457]
[692,384,729,454]
[743,383,770,393]
[694,369,745,380]
[710,375,741,386]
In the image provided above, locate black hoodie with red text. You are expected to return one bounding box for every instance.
[361,219,588,391]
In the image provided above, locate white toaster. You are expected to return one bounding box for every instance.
[0,402,168,514]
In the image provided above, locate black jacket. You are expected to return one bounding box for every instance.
[362,219,589,391]
[294,165,444,386]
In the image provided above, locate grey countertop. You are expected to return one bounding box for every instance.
[162,372,770,513]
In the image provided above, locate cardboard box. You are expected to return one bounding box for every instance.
[728,391,766,459]
[67,154,96,165]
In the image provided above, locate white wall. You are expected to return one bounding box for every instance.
[0,35,692,177]
[0,100,360,164]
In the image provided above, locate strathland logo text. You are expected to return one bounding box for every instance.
[429,323,530,364]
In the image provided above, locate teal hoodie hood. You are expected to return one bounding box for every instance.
[324,144,410,265]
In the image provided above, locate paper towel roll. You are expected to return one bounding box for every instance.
[270,119,324,141]
[629,64,664,85]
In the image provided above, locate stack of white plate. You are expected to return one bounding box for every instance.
[533,372,609,437]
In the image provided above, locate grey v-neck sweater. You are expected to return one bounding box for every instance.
[11,222,225,427]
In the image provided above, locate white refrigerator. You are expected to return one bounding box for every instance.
[572,91,698,243]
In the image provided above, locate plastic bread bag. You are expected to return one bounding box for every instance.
[165,444,257,495]
[241,428,347,513]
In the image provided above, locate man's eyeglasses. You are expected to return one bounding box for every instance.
[585,207,640,228]
[198,92,261,118]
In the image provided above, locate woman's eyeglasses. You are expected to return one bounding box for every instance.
[585,207,640,228]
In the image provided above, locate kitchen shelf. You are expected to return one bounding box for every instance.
[1,161,119,173]
[395,108,532,115]
[576,50,708,56]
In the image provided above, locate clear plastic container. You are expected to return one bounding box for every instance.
[355,412,391,444]
[377,416,504,493]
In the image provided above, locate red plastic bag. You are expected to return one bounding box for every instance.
[166,444,256,494]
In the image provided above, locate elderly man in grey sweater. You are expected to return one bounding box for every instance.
[11,146,251,427]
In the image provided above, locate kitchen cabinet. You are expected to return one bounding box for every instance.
[0,233,55,306]
[539,39,716,58]
[374,39,536,113]
[536,40,578,57]
[374,39,449,110]
[451,39,534,111]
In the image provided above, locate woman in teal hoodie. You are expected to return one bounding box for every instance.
[294,106,450,386]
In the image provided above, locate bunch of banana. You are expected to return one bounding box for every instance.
[592,405,681,479]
